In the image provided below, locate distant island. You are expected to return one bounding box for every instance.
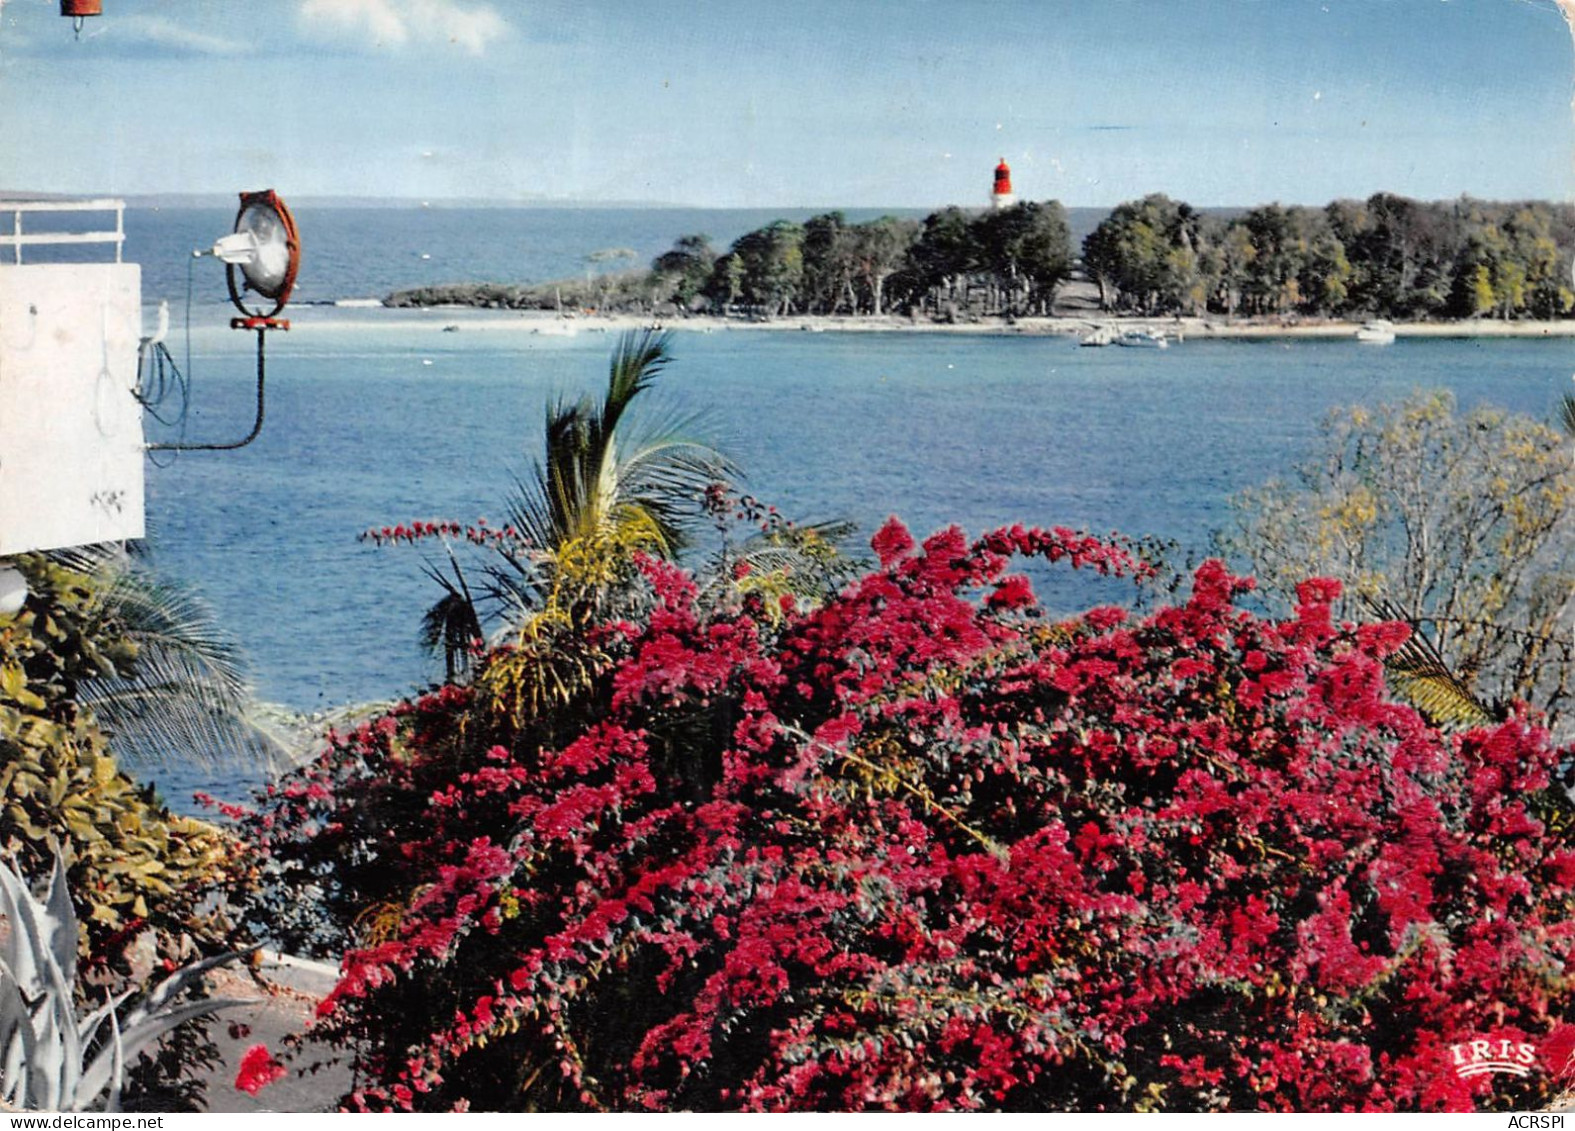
[385,191,1575,332]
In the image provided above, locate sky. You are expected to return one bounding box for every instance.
[0,0,1572,209]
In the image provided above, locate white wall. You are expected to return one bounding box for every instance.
[0,263,145,555]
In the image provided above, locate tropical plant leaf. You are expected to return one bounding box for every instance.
[70,558,287,772]
[497,329,732,630]
[1366,597,1498,730]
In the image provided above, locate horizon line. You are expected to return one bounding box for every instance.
[3,190,1571,212]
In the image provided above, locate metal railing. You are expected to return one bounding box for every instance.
[0,199,125,264]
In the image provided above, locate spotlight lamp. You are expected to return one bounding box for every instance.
[209,190,301,325]
[148,190,301,452]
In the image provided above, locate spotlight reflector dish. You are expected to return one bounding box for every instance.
[221,190,300,319]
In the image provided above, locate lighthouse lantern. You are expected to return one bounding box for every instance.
[991,158,1015,210]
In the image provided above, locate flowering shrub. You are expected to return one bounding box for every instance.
[232,519,1574,1112]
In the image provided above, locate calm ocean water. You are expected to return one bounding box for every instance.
[117,209,1574,803]
[122,204,944,308]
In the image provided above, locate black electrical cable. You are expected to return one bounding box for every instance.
[145,327,267,453]
[134,339,189,428]
[145,254,272,454]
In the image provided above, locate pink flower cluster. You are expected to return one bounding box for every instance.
[234,519,1574,1112]
[360,518,523,547]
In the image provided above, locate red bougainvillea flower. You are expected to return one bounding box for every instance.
[228,518,1573,1114]
[235,1044,287,1096]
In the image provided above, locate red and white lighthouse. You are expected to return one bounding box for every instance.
[991,158,1015,210]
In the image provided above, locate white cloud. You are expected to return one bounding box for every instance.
[118,15,247,56]
[297,0,508,57]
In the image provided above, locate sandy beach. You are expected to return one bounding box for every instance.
[294,304,1575,342]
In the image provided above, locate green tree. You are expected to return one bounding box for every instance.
[904,206,978,317]
[702,252,743,312]
[1331,193,1459,318]
[35,545,284,775]
[420,331,733,674]
[731,221,805,317]
[651,234,715,309]
[850,216,921,316]
[1081,194,1197,314]
[513,330,728,567]
[1300,229,1353,314]
[1236,204,1311,315]
[1224,390,1573,737]
[1005,201,1074,314]
[801,213,856,314]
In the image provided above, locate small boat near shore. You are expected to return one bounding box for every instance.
[1356,319,1396,345]
[1116,329,1169,349]
[1079,325,1117,347]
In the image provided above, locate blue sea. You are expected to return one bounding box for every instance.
[112,207,1574,803]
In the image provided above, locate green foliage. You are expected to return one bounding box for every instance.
[727,220,806,316]
[974,201,1072,315]
[650,234,715,308]
[67,552,285,773]
[393,332,735,679]
[1082,192,1575,322]
[388,192,1575,326]
[0,556,236,951]
[1224,390,1574,738]
[1081,194,1201,315]
[511,329,730,563]
[0,558,246,1109]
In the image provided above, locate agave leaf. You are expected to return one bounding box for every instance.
[0,856,253,1111]
[75,988,133,1062]
[102,1005,123,1114]
[42,852,77,990]
[0,860,77,1111]
[78,996,256,1105]
[0,964,38,1109]
[120,944,260,1029]
[0,860,49,996]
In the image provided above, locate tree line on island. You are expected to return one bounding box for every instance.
[386,193,1575,323]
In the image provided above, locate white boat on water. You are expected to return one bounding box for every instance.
[1116,329,1169,349]
[1079,325,1117,347]
[1355,319,1396,345]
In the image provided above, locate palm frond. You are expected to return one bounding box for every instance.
[1559,391,1575,438]
[1365,597,1498,730]
[75,565,286,773]
[602,329,672,439]
[418,559,485,683]
[508,329,724,568]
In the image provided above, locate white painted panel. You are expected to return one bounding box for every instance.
[0,263,145,555]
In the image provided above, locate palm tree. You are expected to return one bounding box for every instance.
[49,545,290,774]
[423,330,732,676]
[511,329,727,561]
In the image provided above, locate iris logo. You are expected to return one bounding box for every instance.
[1450,1037,1539,1079]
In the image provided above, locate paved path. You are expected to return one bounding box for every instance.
[201,952,351,1113]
